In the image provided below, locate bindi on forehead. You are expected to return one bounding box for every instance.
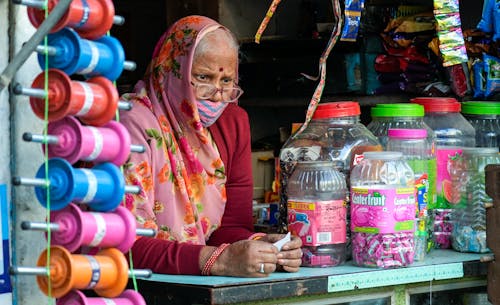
[219,67,224,72]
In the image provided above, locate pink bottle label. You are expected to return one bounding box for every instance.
[435,148,462,208]
[351,187,415,234]
[287,200,346,246]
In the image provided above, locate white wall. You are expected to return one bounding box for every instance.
[1,1,48,304]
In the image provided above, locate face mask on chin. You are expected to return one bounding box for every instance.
[196,99,228,127]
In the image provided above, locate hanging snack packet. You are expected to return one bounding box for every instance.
[483,53,500,97]
[341,0,365,41]
[446,63,471,97]
[472,58,486,98]
[493,0,500,41]
[433,0,460,14]
[435,13,462,31]
[477,0,494,33]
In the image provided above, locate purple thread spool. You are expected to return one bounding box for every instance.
[47,116,132,165]
[51,203,137,253]
[57,289,146,305]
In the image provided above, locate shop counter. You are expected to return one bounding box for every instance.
[136,250,488,305]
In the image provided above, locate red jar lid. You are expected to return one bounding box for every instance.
[313,101,361,119]
[410,97,461,112]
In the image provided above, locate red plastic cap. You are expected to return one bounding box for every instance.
[313,101,361,119]
[411,97,461,113]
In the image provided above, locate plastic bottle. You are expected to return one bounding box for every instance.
[350,152,416,268]
[287,161,347,267]
[386,129,435,261]
[461,101,500,148]
[279,101,382,233]
[366,103,435,149]
[411,97,476,209]
[448,147,500,253]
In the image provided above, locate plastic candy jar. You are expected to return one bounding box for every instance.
[387,128,436,261]
[350,152,416,268]
[287,161,347,267]
[279,101,381,233]
[461,101,500,148]
[367,103,435,149]
[411,97,476,209]
[448,147,500,253]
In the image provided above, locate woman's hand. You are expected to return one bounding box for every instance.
[264,234,303,273]
[209,240,279,277]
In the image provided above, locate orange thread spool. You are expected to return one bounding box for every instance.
[36,246,128,298]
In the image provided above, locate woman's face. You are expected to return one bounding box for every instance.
[191,35,238,103]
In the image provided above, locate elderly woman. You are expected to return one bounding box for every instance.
[120,15,302,277]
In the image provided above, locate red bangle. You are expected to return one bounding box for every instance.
[201,243,230,276]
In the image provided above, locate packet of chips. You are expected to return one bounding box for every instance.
[483,53,500,97]
[341,0,365,41]
[477,0,494,33]
[472,58,486,98]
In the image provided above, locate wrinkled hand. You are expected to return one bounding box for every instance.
[262,233,303,273]
[210,239,279,277]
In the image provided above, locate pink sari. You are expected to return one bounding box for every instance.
[122,16,232,244]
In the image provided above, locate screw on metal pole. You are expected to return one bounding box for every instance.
[10,266,49,276]
[130,145,146,153]
[123,61,136,71]
[130,269,152,278]
[113,15,125,26]
[136,228,156,237]
[22,132,59,144]
[35,45,58,56]
[21,221,60,231]
[118,101,133,111]
[12,83,47,98]
[12,0,46,9]
[124,185,141,194]
[12,176,49,187]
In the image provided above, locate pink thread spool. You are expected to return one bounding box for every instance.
[51,203,137,253]
[57,289,146,305]
[29,69,119,126]
[47,116,132,166]
[27,0,116,40]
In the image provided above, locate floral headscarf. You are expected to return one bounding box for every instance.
[122,16,234,244]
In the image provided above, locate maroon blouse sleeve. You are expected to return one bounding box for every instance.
[126,104,254,274]
[207,104,255,245]
[130,237,204,275]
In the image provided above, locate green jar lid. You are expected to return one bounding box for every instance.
[461,101,500,115]
[371,103,425,117]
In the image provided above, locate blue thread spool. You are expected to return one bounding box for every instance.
[33,158,129,211]
[37,28,135,81]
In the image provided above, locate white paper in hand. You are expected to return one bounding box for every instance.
[273,232,291,251]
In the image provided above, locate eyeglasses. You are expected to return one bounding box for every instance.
[191,82,244,103]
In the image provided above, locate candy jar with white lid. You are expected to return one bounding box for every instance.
[287,161,348,267]
[350,151,416,268]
